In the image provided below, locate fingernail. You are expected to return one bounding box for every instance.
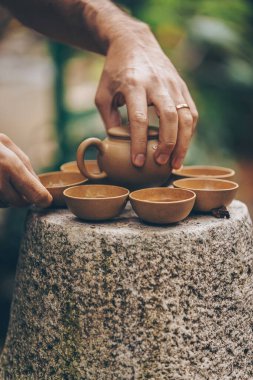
[172,158,183,169]
[156,154,169,165]
[134,154,145,167]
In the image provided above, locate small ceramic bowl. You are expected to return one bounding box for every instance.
[129,188,196,224]
[39,171,88,207]
[173,178,239,212]
[172,165,235,180]
[60,160,100,173]
[63,184,129,221]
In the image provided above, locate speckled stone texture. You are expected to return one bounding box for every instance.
[0,200,253,380]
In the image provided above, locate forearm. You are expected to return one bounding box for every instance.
[0,0,148,54]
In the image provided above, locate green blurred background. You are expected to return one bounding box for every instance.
[0,0,253,350]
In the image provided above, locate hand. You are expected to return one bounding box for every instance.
[0,134,52,208]
[0,1,197,169]
[95,24,198,169]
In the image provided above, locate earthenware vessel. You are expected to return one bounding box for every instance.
[129,187,196,224]
[39,171,87,207]
[76,126,171,189]
[172,165,235,180]
[173,178,239,212]
[64,184,129,221]
[60,160,100,174]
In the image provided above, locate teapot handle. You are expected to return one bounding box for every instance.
[77,138,107,180]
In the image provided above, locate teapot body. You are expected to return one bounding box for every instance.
[98,136,171,188]
[77,127,172,189]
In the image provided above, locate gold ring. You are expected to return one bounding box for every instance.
[176,103,190,110]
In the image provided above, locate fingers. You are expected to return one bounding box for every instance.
[171,107,193,169]
[95,89,121,132]
[0,133,36,176]
[182,83,199,132]
[125,88,148,167]
[169,82,198,169]
[9,142,37,177]
[96,86,150,167]
[95,68,198,170]
[0,142,52,208]
[0,179,29,208]
[150,84,195,169]
[150,94,178,165]
[10,164,52,208]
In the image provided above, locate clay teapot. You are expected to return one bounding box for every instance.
[76,126,171,189]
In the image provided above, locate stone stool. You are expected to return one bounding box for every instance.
[1,200,253,380]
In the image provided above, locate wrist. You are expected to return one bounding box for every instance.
[108,20,160,51]
[82,0,156,54]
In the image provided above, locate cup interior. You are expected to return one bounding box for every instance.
[64,185,129,199]
[173,165,235,178]
[173,178,239,191]
[39,172,87,188]
[130,187,196,203]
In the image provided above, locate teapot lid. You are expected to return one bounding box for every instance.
[108,125,159,139]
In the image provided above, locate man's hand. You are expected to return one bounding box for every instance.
[95,25,198,168]
[0,0,198,169]
[0,134,52,208]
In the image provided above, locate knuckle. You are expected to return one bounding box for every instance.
[131,111,148,126]
[181,113,193,128]
[149,73,161,84]
[168,78,179,90]
[163,107,178,122]
[181,80,188,91]
[125,73,138,87]
[1,152,15,170]
[15,160,25,173]
[0,133,10,145]
[155,92,168,101]
[192,110,199,122]
[14,158,24,171]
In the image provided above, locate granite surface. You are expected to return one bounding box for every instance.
[0,200,253,379]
